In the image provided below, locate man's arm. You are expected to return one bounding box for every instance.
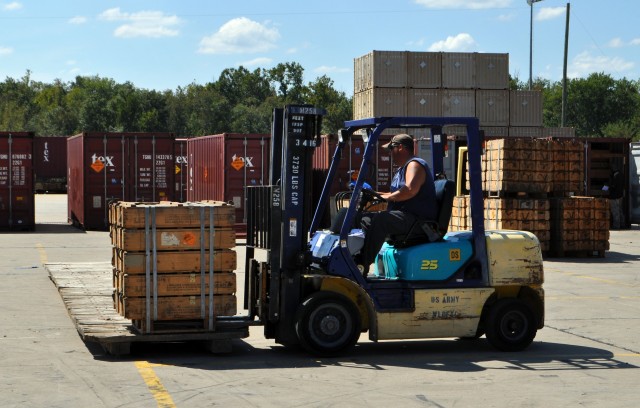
[381,161,426,203]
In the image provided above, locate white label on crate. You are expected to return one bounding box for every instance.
[434,134,441,143]
[93,196,101,208]
[161,232,180,247]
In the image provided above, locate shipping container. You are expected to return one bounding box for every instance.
[354,50,407,92]
[33,136,67,192]
[475,53,509,89]
[441,52,476,89]
[0,132,35,231]
[442,89,475,118]
[174,138,188,202]
[67,132,176,230]
[187,133,270,227]
[353,87,407,119]
[407,89,442,117]
[416,137,457,181]
[630,142,640,224]
[406,51,442,89]
[510,90,543,127]
[508,127,543,138]
[475,90,509,127]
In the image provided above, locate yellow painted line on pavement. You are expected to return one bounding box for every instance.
[36,243,47,264]
[614,353,640,358]
[135,361,176,408]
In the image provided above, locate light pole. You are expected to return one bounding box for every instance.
[528,0,543,90]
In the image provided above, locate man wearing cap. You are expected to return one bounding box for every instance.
[358,134,438,276]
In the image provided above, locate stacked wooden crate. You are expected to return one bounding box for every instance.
[449,196,551,252]
[109,200,238,333]
[549,197,610,256]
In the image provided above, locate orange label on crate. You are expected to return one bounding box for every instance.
[231,157,244,171]
[91,159,105,173]
[183,232,196,246]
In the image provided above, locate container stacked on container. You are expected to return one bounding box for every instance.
[33,136,67,193]
[0,132,35,231]
[67,132,177,230]
[109,200,237,333]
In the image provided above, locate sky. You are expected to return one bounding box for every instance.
[1,0,639,95]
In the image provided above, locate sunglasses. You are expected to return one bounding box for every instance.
[387,142,401,150]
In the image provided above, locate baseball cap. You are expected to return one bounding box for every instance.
[382,134,414,150]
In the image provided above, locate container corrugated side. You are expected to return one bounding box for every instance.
[187,133,270,225]
[0,132,35,231]
[407,89,442,117]
[442,89,475,117]
[174,138,188,202]
[441,52,476,89]
[407,51,442,89]
[480,126,509,138]
[476,90,509,126]
[67,132,176,230]
[353,88,407,119]
[33,136,67,192]
[510,90,543,127]
[475,53,509,89]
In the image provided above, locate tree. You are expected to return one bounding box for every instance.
[267,62,305,104]
[303,75,352,134]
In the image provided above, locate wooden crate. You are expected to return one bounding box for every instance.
[115,271,236,297]
[113,249,237,274]
[114,227,235,252]
[119,294,237,320]
[111,201,235,229]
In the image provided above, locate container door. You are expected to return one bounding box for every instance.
[83,134,127,229]
[128,134,175,202]
[0,134,34,230]
[174,139,188,202]
[225,136,269,224]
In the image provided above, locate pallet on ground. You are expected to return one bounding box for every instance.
[47,262,248,356]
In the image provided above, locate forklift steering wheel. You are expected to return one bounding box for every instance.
[361,187,385,203]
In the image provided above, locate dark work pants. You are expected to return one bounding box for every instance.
[360,210,417,268]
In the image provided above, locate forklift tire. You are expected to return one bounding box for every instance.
[485,298,537,352]
[295,291,361,357]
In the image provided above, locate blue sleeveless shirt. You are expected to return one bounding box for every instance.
[388,157,437,220]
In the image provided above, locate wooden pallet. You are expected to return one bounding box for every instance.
[46,262,249,356]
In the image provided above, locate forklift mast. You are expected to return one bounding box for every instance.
[245,105,325,344]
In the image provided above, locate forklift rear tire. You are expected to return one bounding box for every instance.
[485,298,537,352]
[295,291,361,356]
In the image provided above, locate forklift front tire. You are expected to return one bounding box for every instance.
[295,291,361,357]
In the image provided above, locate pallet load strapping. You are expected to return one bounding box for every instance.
[109,200,237,333]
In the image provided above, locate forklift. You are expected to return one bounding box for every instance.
[243,105,545,356]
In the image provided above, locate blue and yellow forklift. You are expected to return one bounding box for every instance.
[244,105,544,356]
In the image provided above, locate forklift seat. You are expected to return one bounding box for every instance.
[387,178,456,248]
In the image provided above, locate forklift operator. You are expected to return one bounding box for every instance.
[358,134,437,275]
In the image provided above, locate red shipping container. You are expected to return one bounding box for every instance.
[312,134,395,196]
[33,136,67,192]
[174,138,188,202]
[67,132,176,230]
[187,134,270,227]
[0,132,35,231]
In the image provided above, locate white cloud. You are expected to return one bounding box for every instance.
[536,7,565,21]
[198,17,280,54]
[569,51,634,78]
[0,46,13,56]
[314,66,350,74]
[240,57,273,67]
[428,33,477,52]
[606,38,624,48]
[98,7,180,38]
[68,16,87,25]
[630,38,640,46]
[497,13,515,22]
[3,2,22,11]
[414,0,511,9]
